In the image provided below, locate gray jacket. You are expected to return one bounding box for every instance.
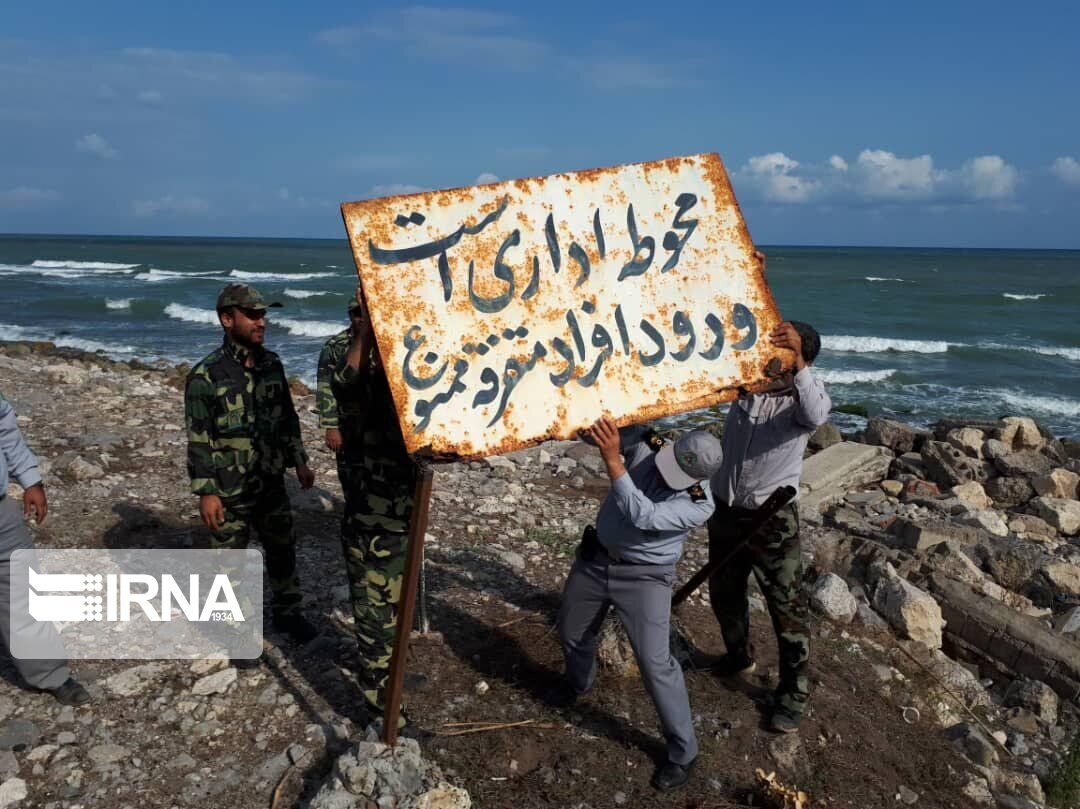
[710,367,831,509]
[0,392,42,496]
[595,427,715,566]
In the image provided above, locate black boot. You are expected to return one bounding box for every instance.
[651,758,695,791]
[48,677,91,706]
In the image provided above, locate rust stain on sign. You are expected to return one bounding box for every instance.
[341,153,790,460]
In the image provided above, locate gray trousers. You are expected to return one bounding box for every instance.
[0,496,70,690]
[558,553,698,765]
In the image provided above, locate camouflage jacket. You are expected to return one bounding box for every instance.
[185,337,308,497]
[316,329,366,430]
[316,329,409,462]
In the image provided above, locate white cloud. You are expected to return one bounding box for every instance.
[953,155,1018,200]
[583,58,692,91]
[136,89,164,105]
[75,133,119,160]
[122,47,321,104]
[829,155,848,171]
[474,172,499,184]
[1051,156,1080,188]
[368,183,427,198]
[0,186,61,210]
[852,149,939,201]
[318,8,547,71]
[739,152,819,203]
[132,194,209,217]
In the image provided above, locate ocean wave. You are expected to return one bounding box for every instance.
[164,303,219,325]
[865,276,907,282]
[134,268,223,282]
[998,391,1080,419]
[1003,293,1048,301]
[976,342,1080,362]
[229,270,337,281]
[824,335,954,354]
[31,260,139,271]
[816,368,898,385]
[283,288,335,299]
[275,317,343,338]
[106,298,133,310]
[0,322,135,355]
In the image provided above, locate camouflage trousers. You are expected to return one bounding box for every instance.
[708,502,810,719]
[210,475,302,618]
[337,452,417,713]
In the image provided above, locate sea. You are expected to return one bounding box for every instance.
[0,235,1077,439]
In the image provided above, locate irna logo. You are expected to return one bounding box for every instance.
[28,569,245,623]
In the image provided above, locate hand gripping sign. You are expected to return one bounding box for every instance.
[341,153,789,460]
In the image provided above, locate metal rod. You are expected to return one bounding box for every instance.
[671,485,797,608]
[381,466,435,746]
[417,546,429,634]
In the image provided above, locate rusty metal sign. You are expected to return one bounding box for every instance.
[341,153,789,459]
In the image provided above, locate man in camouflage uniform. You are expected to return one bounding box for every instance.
[318,292,417,722]
[707,316,831,734]
[185,283,318,644]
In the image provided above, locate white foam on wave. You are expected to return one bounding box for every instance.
[134,268,223,282]
[977,342,1080,362]
[998,391,1080,419]
[283,288,335,299]
[824,335,954,354]
[865,276,907,282]
[0,322,134,355]
[164,303,219,326]
[816,368,898,385]
[1003,293,1048,301]
[106,298,133,310]
[275,317,343,338]
[32,259,139,271]
[229,270,337,281]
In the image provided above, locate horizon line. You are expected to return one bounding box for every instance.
[1,231,1079,253]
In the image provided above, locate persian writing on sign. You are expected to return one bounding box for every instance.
[341,153,787,459]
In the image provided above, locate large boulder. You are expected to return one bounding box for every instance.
[808,422,842,452]
[981,438,1010,461]
[810,574,857,624]
[865,418,917,453]
[921,441,989,488]
[985,476,1035,508]
[1007,514,1057,543]
[872,568,944,649]
[957,510,1008,537]
[1004,678,1059,726]
[996,417,1044,451]
[947,428,985,458]
[995,451,1054,480]
[1030,497,1080,536]
[1032,468,1080,500]
[891,518,978,551]
[952,481,991,510]
[1043,561,1080,596]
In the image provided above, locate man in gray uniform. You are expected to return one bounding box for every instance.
[554,416,723,792]
[708,319,831,733]
[0,391,90,705]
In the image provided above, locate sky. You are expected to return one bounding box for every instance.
[1,1,1078,247]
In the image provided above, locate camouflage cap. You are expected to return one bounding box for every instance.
[216,283,282,311]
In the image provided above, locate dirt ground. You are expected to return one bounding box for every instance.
[0,345,985,808]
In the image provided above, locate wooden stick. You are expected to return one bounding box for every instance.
[671,486,796,608]
[891,642,1010,756]
[381,466,435,746]
[436,720,538,736]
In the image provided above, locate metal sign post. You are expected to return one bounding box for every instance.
[381,466,435,746]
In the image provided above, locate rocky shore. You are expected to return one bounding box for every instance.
[1,339,1079,808]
